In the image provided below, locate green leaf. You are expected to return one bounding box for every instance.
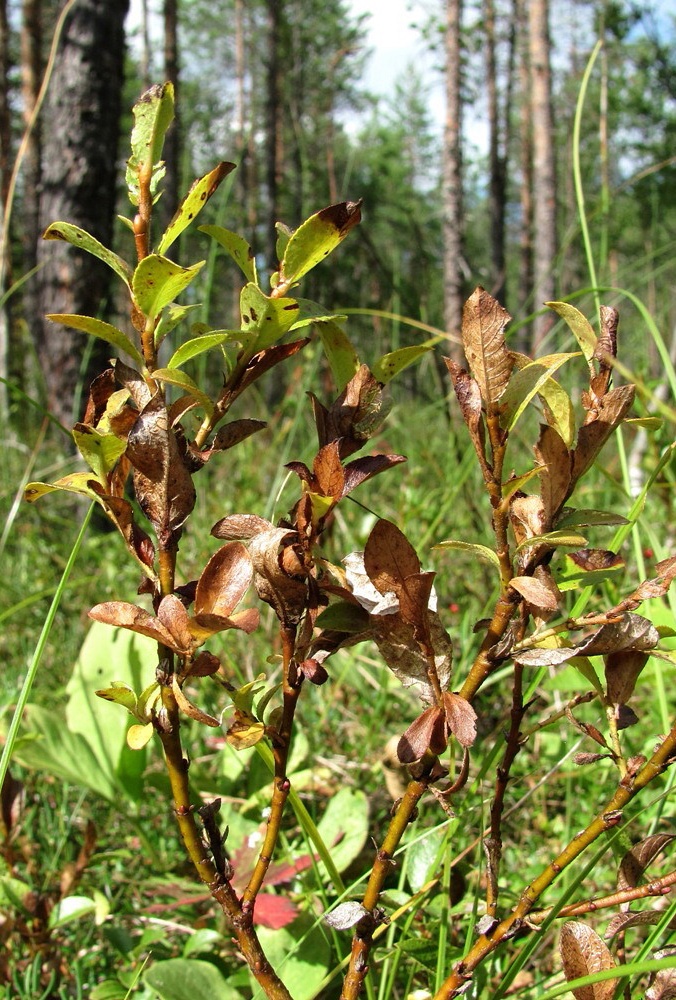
[316,787,369,875]
[158,162,235,255]
[0,874,32,910]
[407,825,455,893]
[516,530,587,554]
[252,918,330,1000]
[288,297,347,333]
[45,314,143,366]
[24,472,105,504]
[199,224,257,284]
[166,332,233,369]
[434,539,501,572]
[95,681,138,715]
[154,303,201,347]
[72,425,127,484]
[144,958,244,1000]
[42,222,131,286]
[545,301,597,363]
[239,283,300,351]
[556,508,628,528]
[151,367,214,416]
[127,82,174,205]
[315,601,370,633]
[539,376,576,447]
[133,255,204,322]
[372,341,439,384]
[279,200,362,287]
[48,895,97,930]
[500,353,578,430]
[502,466,544,500]
[314,319,360,391]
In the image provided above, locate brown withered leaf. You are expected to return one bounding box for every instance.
[187,650,221,677]
[613,556,676,613]
[509,575,560,612]
[211,513,272,540]
[534,424,572,526]
[399,571,436,647]
[342,453,407,496]
[82,368,117,426]
[617,834,676,894]
[189,608,259,643]
[444,358,486,460]
[372,610,452,704]
[569,549,624,572]
[397,706,447,764]
[96,492,156,575]
[248,526,308,626]
[89,601,180,651]
[212,419,267,452]
[236,339,309,396]
[126,393,196,542]
[443,692,477,747]
[559,921,618,1000]
[195,542,253,618]
[572,384,635,482]
[604,649,649,706]
[461,287,514,412]
[157,594,193,652]
[1,769,24,836]
[606,911,669,941]
[313,441,345,499]
[364,518,421,599]
[516,612,659,668]
[646,949,676,1000]
[310,365,389,458]
[172,675,220,727]
[114,358,152,411]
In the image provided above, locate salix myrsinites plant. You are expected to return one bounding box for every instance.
[23,84,676,999]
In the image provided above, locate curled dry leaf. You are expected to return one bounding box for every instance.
[248,526,308,626]
[89,601,180,652]
[172,675,220,727]
[509,575,560,613]
[443,693,477,748]
[617,834,676,894]
[398,706,447,764]
[646,948,676,1000]
[604,649,649,707]
[364,518,421,598]
[195,542,253,618]
[157,593,193,652]
[372,611,452,705]
[324,901,369,931]
[461,287,513,412]
[559,921,618,1000]
[444,359,485,461]
[211,513,272,540]
[534,423,572,526]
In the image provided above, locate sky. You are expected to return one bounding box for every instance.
[348,0,445,128]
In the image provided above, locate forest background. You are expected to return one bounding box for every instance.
[2,0,676,998]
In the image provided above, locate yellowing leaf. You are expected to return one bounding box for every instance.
[132,255,204,321]
[199,224,257,284]
[280,201,362,286]
[45,314,143,367]
[43,222,131,286]
[546,301,597,363]
[158,161,235,255]
[127,722,154,750]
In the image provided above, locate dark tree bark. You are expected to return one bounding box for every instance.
[0,0,11,406]
[516,0,533,345]
[529,0,557,347]
[35,0,129,425]
[163,0,179,225]
[265,0,282,265]
[443,0,464,363]
[21,0,42,312]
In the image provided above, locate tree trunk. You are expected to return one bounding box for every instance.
[516,0,533,345]
[265,0,282,266]
[0,0,11,410]
[163,0,179,227]
[35,0,129,426]
[528,0,556,347]
[21,0,42,326]
[442,0,464,363]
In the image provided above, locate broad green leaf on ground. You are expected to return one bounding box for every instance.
[45,314,143,367]
[42,222,131,286]
[461,287,513,410]
[151,368,214,416]
[546,301,597,363]
[48,895,99,930]
[133,255,204,322]
[314,319,360,391]
[145,958,243,1000]
[199,224,257,284]
[126,82,174,204]
[372,340,438,384]
[165,332,233,369]
[251,918,331,1000]
[65,621,156,801]
[407,825,456,893]
[158,161,235,255]
[279,200,362,287]
[316,787,369,875]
